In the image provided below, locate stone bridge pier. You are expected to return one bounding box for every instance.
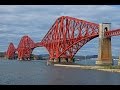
[96,23,113,65]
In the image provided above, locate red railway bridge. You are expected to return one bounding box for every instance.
[5,16,120,65]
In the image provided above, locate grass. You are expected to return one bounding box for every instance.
[102,65,120,69]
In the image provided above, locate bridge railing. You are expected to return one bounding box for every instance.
[105,29,120,37]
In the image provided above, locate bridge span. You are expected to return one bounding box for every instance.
[5,16,120,65]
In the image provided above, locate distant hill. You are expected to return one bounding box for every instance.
[0,52,119,60]
[74,55,98,60]
[39,54,49,57]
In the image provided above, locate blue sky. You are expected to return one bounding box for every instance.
[0,5,120,56]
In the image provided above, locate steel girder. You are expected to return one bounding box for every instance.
[40,16,99,59]
[6,16,120,60]
[6,42,16,59]
[17,35,35,60]
[105,29,120,37]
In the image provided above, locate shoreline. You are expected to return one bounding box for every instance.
[54,64,120,73]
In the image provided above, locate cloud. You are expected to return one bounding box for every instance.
[0,5,120,56]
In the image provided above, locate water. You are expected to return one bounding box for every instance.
[0,59,120,85]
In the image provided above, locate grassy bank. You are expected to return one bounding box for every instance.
[54,64,120,73]
[102,65,120,69]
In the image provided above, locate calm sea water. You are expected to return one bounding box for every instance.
[0,59,120,85]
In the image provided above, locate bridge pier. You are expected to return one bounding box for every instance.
[60,58,67,63]
[47,57,75,65]
[96,23,113,65]
[49,58,54,62]
[54,58,59,63]
[67,58,74,63]
[118,56,120,65]
[4,56,7,60]
[47,58,54,65]
[19,58,22,60]
[118,61,120,66]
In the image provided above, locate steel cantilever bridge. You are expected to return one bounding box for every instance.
[5,16,120,65]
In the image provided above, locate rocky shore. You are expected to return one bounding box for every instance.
[54,64,120,73]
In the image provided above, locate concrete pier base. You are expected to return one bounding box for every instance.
[60,58,67,63]
[96,60,112,65]
[118,60,120,66]
[68,58,73,63]
[54,58,59,63]
[19,58,22,60]
[28,58,30,60]
[47,59,54,65]
[96,23,113,65]
[47,57,75,65]
[49,59,54,62]
[4,57,8,60]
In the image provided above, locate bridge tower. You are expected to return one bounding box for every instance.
[96,23,113,65]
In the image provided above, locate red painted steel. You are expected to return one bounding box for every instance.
[6,16,120,60]
[6,42,16,59]
[105,29,120,37]
[17,35,35,60]
[40,16,99,59]
[34,42,43,47]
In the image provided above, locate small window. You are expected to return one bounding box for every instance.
[104,27,108,31]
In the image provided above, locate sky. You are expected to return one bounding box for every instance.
[0,5,120,56]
